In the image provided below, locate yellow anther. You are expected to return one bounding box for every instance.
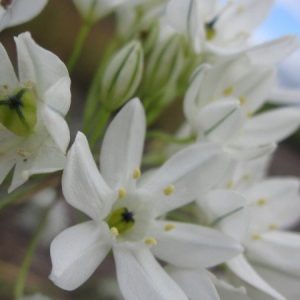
[164,223,175,232]
[227,180,234,189]
[132,168,141,179]
[242,174,251,181]
[223,86,234,96]
[256,198,267,207]
[269,224,278,231]
[118,187,127,199]
[144,237,157,246]
[247,112,253,118]
[239,96,246,105]
[110,227,119,237]
[251,233,262,240]
[164,185,175,196]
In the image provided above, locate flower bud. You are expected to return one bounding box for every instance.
[101,41,144,111]
[0,88,37,136]
[143,34,185,93]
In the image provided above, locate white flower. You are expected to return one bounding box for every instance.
[167,266,251,300]
[164,0,274,55]
[201,177,300,299]
[73,0,126,22]
[183,37,300,160]
[50,99,242,299]
[0,0,48,32]
[0,32,71,192]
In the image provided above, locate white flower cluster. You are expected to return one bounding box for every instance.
[0,0,300,299]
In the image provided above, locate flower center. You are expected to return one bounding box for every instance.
[106,207,135,235]
[0,88,37,136]
[205,17,217,41]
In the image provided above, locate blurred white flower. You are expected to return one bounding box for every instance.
[0,0,48,32]
[184,36,300,160]
[164,0,274,55]
[0,32,71,192]
[167,266,251,300]
[200,177,300,299]
[49,98,241,299]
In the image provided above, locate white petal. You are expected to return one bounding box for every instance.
[168,267,220,300]
[62,132,114,220]
[248,231,300,277]
[196,100,244,143]
[113,244,188,300]
[253,263,300,300]
[201,190,249,241]
[100,98,145,189]
[216,0,274,41]
[246,36,299,66]
[151,221,242,269]
[165,0,204,52]
[245,177,300,231]
[225,143,276,161]
[41,106,70,153]
[238,108,300,146]
[9,137,66,192]
[227,255,285,300]
[141,143,233,216]
[270,87,300,105]
[0,43,18,88]
[15,32,71,115]
[184,64,211,127]
[212,277,251,300]
[50,221,111,291]
[0,0,47,31]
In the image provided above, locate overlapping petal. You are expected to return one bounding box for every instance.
[151,221,242,268]
[62,132,115,220]
[113,243,188,300]
[100,98,146,190]
[50,221,111,291]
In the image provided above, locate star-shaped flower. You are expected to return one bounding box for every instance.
[50,98,242,299]
[0,32,71,192]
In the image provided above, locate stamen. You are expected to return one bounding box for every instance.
[164,224,175,232]
[227,180,234,189]
[256,198,267,207]
[164,185,175,196]
[110,227,119,237]
[251,233,262,240]
[144,237,157,246]
[223,86,234,96]
[132,167,141,179]
[269,224,278,231]
[239,96,246,105]
[118,187,127,199]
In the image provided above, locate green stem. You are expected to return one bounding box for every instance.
[89,108,111,150]
[147,130,195,145]
[14,203,53,300]
[67,0,97,73]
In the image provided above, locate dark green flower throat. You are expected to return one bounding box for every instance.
[106,207,135,235]
[0,88,37,136]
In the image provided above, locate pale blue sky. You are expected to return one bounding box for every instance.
[257,1,300,88]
